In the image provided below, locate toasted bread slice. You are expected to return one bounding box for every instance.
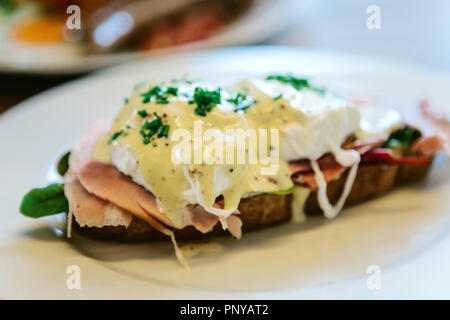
[73,161,432,241]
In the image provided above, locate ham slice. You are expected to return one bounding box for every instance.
[188,204,220,233]
[289,140,382,189]
[64,177,133,230]
[411,135,445,157]
[70,119,111,175]
[138,204,189,268]
[219,215,243,239]
[418,99,449,155]
[77,161,176,228]
[188,202,243,238]
[78,160,242,236]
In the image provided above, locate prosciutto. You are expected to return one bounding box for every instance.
[289,140,383,189]
[64,177,133,229]
[78,161,176,227]
[417,99,449,155]
[411,135,445,157]
[219,215,243,239]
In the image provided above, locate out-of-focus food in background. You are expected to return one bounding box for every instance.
[1,0,252,54]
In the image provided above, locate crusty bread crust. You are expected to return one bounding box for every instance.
[73,161,432,241]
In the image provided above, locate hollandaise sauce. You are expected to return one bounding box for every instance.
[92,75,402,227]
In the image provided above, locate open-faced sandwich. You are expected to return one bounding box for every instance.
[20,74,448,266]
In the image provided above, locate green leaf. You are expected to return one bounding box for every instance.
[0,0,15,13]
[383,126,421,149]
[57,152,71,177]
[109,130,124,144]
[137,109,148,118]
[273,94,283,101]
[265,74,327,95]
[20,184,68,218]
[190,87,222,116]
[266,74,310,91]
[267,185,298,195]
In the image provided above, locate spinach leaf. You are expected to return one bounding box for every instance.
[268,185,298,195]
[265,74,326,95]
[57,152,71,176]
[383,126,421,149]
[20,184,68,218]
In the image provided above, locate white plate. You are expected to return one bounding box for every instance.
[0,46,449,299]
[0,0,310,75]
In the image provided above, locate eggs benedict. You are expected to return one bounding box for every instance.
[20,74,447,266]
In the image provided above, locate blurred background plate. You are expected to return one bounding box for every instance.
[0,0,311,75]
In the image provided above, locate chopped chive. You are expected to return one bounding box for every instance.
[140,85,179,104]
[227,92,256,112]
[137,110,148,118]
[266,74,326,95]
[190,87,221,116]
[109,130,124,144]
[194,107,207,117]
[158,124,170,138]
[139,112,170,144]
[166,87,178,96]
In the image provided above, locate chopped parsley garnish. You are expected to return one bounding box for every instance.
[383,126,421,149]
[109,130,124,143]
[266,74,309,90]
[141,86,162,103]
[194,107,207,116]
[137,109,148,118]
[140,85,178,104]
[227,92,256,113]
[142,137,151,145]
[140,112,170,144]
[157,96,169,104]
[273,94,283,101]
[227,92,247,105]
[190,87,222,117]
[165,87,179,96]
[158,124,170,138]
[266,74,326,95]
[124,97,129,104]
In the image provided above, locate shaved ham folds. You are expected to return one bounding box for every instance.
[78,161,176,227]
[289,140,382,189]
[64,177,133,230]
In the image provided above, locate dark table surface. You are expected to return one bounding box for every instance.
[0,73,82,115]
